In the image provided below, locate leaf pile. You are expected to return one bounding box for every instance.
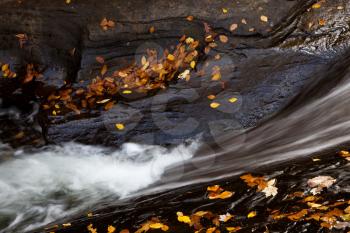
[42,35,199,116]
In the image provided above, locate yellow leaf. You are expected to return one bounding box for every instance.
[229,97,238,103]
[149,223,163,229]
[209,191,234,200]
[247,211,257,218]
[62,223,71,227]
[167,54,175,61]
[101,64,108,76]
[194,211,208,217]
[222,8,228,14]
[210,102,220,109]
[115,123,125,131]
[226,226,242,232]
[190,61,196,69]
[122,90,132,94]
[1,64,9,72]
[87,224,97,233]
[108,225,116,233]
[185,37,194,44]
[212,72,221,81]
[339,150,350,157]
[312,3,321,9]
[206,227,216,233]
[207,185,220,192]
[177,212,192,224]
[161,225,169,231]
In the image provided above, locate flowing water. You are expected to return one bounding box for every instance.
[1,54,350,232]
[0,142,198,232]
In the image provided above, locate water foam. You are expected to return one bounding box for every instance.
[0,142,198,232]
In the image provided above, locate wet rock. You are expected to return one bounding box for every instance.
[0,0,349,147]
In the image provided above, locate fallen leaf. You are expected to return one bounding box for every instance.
[226,226,242,232]
[248,211,257,218]
[208,191,234,200]
[190,61,196,69]
[262,179,278,197]
[307,176,336,194]
[186,15,194,21]
[260,15,268,22]
[288,209,308,221]
[167,54,175,61]
[177,212,192,225]
[219,35,228,43]
[230,23,238,31]
[108,225,116,233]
[101,64,108,76]
[210,102,220,109]
[229,97,238,103]
[87,224,97,233]
[115,123,125,131]
[207,95,216,100]
[219,213,233,222]
[149,26,155,34]
[312,3,321,9]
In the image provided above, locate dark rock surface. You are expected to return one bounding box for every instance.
[0,0,349,147]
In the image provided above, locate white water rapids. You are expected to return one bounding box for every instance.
[0,142,198,232]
